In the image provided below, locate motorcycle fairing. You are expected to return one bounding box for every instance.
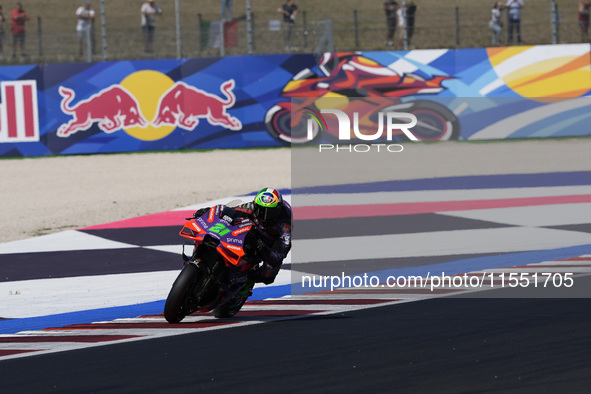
[179,204,252,267]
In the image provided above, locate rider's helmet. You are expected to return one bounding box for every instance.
[253,188,283,225]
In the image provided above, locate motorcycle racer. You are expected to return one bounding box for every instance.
[193,188,292,290]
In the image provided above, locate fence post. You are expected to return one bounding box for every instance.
[550,0,559,44]
[353,10,359,49]
[246,0,254,54]
[99,0,107,60]
[455,6,460,47]
[91,18,96,54]
[220,19,225,57]
[198,13,204,53]
[36,16,43,56]
[252,12,256,51]
[303,10,308,48]
[85,24,92,62]
[326,19,334,53]
[175,0,181,58]
[402,0,408,50]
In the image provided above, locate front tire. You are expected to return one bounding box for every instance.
[264,102,320,145]
[164,264,201,323]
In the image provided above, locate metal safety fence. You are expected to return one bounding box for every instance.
[0,0,584,65]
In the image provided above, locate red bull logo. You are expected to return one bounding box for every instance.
[56,71,242,141]
[152,80,241,131]
[57,85,148,137]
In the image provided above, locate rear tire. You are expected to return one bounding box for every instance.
[164,264,200,323]
[406,100,460,141]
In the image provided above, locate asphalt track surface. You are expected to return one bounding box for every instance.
[2,172,591,392]
[3,296,591,393]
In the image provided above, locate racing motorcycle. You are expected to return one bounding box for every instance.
[265,52,461,144]
[164,204,261,323]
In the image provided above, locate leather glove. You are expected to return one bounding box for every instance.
[255,238,268,253]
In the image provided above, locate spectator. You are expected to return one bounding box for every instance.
[277,0,298,51]
[397,1,419,48]
[141,0,162,53]
[396,5,405,48]
[11,2,28,58]
[579,0,591,43]
[76,1,95,56]
[406,1,419,45]
[489,2,504,46]
[0,5,6,55]
[505,0,524,45]
[382,0,398,47]
[221,0,232,21]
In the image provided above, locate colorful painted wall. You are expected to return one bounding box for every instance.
[1,44,590,157]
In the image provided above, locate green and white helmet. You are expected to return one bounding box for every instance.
[253,187,283,224]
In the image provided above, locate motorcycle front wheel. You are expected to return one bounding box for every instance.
[164,264,201,323]
[264,102,320,145]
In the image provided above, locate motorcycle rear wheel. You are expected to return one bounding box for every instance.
[164,264,201,323]
[404,100,460,141]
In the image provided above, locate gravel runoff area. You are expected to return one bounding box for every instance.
[0,138,589,243]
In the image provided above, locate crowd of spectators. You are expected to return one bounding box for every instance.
[1,1,589,61]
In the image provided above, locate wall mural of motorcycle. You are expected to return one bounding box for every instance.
[264,52,461,144]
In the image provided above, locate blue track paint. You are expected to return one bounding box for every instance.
[294,172,591,194]
[0,284,291,335]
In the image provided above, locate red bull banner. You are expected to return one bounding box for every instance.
[0,56,316,157]
[1,44,591,157]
